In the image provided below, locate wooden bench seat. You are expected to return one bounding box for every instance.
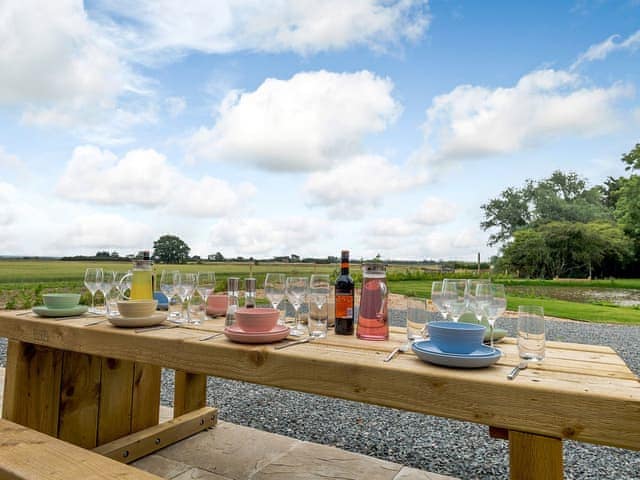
[0,418,162,480]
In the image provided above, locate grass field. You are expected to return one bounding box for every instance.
[1,259,639,324]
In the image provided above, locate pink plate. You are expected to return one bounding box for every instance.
[224,324,290,344]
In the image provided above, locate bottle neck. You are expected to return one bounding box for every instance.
[340,262,349,275]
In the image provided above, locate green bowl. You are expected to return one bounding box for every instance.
[42,293,81,310]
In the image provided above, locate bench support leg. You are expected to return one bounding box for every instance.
[509,430,563,480]
[174,371,207,417]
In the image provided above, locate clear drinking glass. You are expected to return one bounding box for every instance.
[265,273,286,325]
[178,272,197,323]
[196,272,216,303]
[309,274,330,338]
[160,270,180,320]
[441,279,467,322]
[481,284,507,348]
[518,305,545,361]
[84,268,103,313]
[102,271,119,317]
[430,281,445,320]
[286,276,308,336]
[407,297,428,342]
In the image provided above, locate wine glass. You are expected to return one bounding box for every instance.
[482,284,507,348]
[101,271,118,316]
[178,272,197,323]
[441,279,467,322]
[196,272,216,302]
[430,281,445,320]
[160,270,180,320]
[286,276,308,336]
[265,273,285,324]
[84,268,103,313]
[468,280,491,323]
[309,274,330,338]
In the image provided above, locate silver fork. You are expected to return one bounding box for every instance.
[384,342,411,362]
[507,361,528,380]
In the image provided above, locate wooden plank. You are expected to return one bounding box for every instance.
[509,430,563,480]
[2,341,63,436]
[131,362,161,432]
[58,351,102,448]
[174,371,207,418]
[94,407,218,464]
[97,357,134,445]
[0,418,162,480]
[1,312,639,451]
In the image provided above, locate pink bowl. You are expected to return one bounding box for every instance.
[235,307,279,333]
[206,294,227,317]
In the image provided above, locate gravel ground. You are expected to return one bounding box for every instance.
[2,312,639,480]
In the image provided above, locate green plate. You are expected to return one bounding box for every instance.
[32,305,89,317]
[484,327,507,343]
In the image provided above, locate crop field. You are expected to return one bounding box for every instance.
[1,259,639,324]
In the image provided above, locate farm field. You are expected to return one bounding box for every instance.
[1,259,639,324]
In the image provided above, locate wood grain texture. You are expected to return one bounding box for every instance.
[1,312,639,452]
[131,362,161,432]
[94,406,217,464]
[174,371,207,418]
[2,341,62,436]
[0,418,162,480]
[58,351,101,448]
[509,430,563,480]
[97,357,134,445]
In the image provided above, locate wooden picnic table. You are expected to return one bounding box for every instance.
[0,310,639,480]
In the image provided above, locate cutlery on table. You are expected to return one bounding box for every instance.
[84,318,107,326]
[199,332,224,341]
[135,324,179,334]
[275,337,316,350]
[384,342,411,362]
[507,361,528,380]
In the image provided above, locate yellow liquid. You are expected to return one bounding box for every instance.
[130,270,153,300]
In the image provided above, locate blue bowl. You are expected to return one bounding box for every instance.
[428,321,486,354]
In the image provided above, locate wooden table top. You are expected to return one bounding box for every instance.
[1,310,639,451]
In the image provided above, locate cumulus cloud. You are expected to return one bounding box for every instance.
[165,96,186,116]
[56,145,254,217]
[413,69,633,165]
[303,155,428,216]
[95,0,430,58]
[53,214,153,250]
[208,216,332,257]
[572,30,640,69]
[0,0,149,137]
[414,197,457,225]
[188,70,401,171]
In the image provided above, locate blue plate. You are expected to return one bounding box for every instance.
[412,340,502,368]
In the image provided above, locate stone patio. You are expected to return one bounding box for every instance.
[0,367,457,480]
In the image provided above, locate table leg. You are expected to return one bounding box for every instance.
[509,430,563,480]
[174,371,207,417]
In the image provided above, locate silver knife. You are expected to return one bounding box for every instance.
[275,337,316,350]
[507,361,528,380]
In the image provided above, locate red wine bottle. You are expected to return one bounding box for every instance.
[334,250,354,335]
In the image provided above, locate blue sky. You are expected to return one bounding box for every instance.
[1,1,639,261]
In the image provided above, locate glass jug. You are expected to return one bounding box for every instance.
[120,251,153,300]
[356,263,388,340]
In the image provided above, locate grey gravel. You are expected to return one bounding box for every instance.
[2,311,640,480]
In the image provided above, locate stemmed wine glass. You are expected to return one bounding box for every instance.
[265,273,285,324]
[468,280,491,324]
[286,276,308,336]
[160,270,180,320]
[309,274,330,338]
[177,272,197,323]
[84,268,103,313]
[441,279,467,322]
[480,284,507,347]
[196,272,216,302]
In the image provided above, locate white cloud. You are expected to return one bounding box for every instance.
[421,228,485,258]
[572,30,640,69]
[165,96,186,117]
[52,214,153,250]
[208,216,332,257]
[414,197,457,225]
[0,183,19,227]
[56,145,254,217]
[370,218,420,237]
[188,70,401,171]
[95,0,430,58]
[413,69,634,165]
[0,146,22,169]
[303,155,428,216]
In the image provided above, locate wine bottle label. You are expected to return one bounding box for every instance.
[335,294,353,318]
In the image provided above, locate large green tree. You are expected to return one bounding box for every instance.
[153,235,190,264]
[501,221,633,278]
[481,171,612,247]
